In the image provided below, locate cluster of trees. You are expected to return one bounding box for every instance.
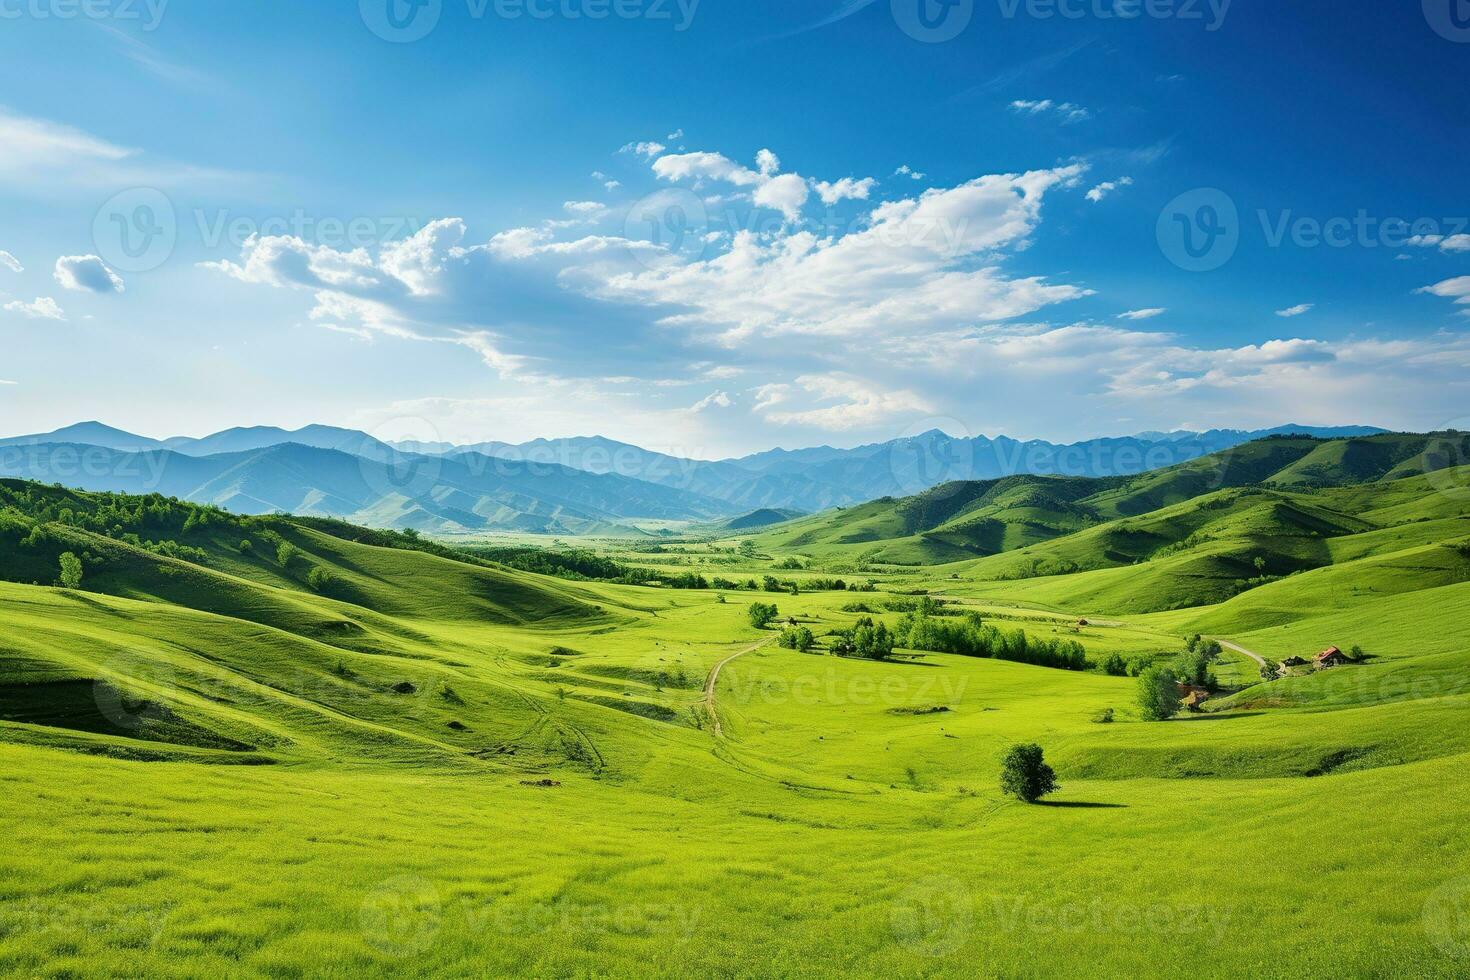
[829,617,895,660]
[1136,666,1183,721]
[882,595,953,615]
[892,611,1090,671]
[747,602,779,629]
[778,625,816,652]
[0,484,233,540]
[468,546,652,583]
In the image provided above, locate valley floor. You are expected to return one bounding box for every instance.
[4,465,1470,976]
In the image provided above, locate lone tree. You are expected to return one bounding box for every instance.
[1136,666,1182,721]
[57,552,83,590]
[1000,743,1058,804]
[747,602,779,629]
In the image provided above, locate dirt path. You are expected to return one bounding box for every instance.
[1216,639,1268,668]
[702,636,773,740]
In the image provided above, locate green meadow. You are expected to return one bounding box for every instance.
[4,433,1470,976]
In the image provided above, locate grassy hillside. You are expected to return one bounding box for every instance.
[4,465,1470,976]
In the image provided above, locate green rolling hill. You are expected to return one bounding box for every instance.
[4,434,1470,975]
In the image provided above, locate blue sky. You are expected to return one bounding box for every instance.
[1,0,1468,457]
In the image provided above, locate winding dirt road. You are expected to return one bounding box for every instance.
[702,636,773,740]
[1216,639,1268,668]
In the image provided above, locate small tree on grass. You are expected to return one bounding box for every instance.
[1137,666,1182,721]
[1000,743,1058,804]
[307,566,335,593]
[1259,662,1280,683]
[748,602,779,629]
[58,552,83,590]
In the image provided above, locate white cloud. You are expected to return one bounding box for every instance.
[754,373,933,430]
[1275,303,1313,318]
[0,107,241,189]
[1407,234,1470,253]
[54,255,125,294]
[563,200,606,215]
[1010,99,1090,123]
[0,251,22,274]
[755,148,780,176]
[1418,276,1470,305]
[4,297,65,321]
[1086,177,1133,202]
[813,177,877,205]
[1117,308,1166,320]
[893,164,926,180]
[0,108,133,171]
[652,151,760,186]
[621,140,666,158]
[667,128,684,141]
[689,390,734,412]
[591,164,1090,343]
[752,173,810,221]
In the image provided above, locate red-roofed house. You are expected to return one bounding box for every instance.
[1314,646,1350,668]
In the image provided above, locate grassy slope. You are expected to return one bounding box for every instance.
[5,459,1470,975]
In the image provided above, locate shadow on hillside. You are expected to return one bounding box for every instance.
[1038,800,1127,809]
[1179,711,1267,721]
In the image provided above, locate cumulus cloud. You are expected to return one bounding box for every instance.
[0,251,22,273]
[1010,99,1091,123]
[650,147,817,221]
[199,143,1470,445]
[54,254,125,294]
[652,151,759,186]
[1418,276,1470,306]
[753,373,933,429]
[752,172,810,221]
[621,140,666,158]
[4,297,65,320]
[1406,233,1470,253]
[1086,177,1133,202]
[1275,303,1313,318]
[813,177,877,205]
[591,164,1090,343]
[893,164,925,180]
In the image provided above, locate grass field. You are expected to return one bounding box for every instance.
[3,448,1470,976]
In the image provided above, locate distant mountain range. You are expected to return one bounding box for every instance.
[0,420,1393,534]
